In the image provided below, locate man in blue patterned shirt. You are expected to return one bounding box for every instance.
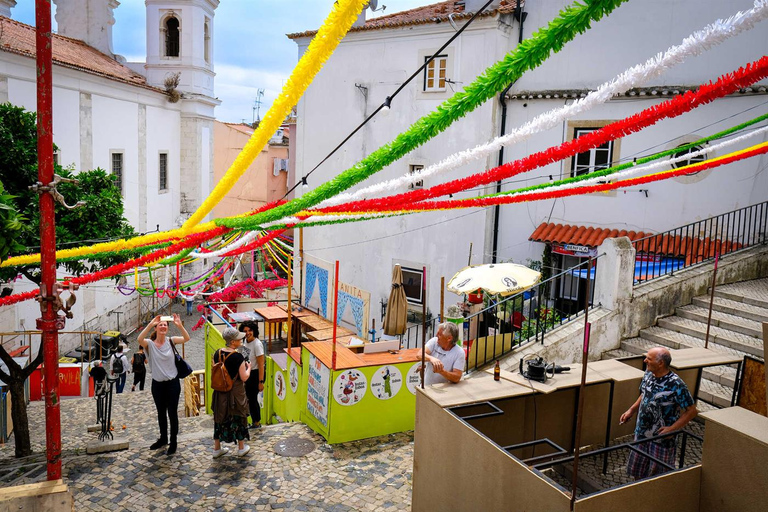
[619,347,697,479]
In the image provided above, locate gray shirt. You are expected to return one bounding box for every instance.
[145,338,178,382]
[424,337,465,386]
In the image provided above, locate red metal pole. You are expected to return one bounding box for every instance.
[331,261,339,371]
[36,0,62,480]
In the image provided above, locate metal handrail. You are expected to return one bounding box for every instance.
[633,201,768,284]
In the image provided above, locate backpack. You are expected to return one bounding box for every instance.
[211,349,235,392]
[132,353,146,373]
[112,354,124,375]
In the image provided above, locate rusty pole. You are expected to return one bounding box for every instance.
[331,261,340,371]
[36,0,62,480]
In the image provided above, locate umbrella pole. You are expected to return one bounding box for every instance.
[440,276,445,322]
[467,243,473,266]
[421,266,427,389]
[332,261,340,371]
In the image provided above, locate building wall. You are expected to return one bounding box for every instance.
[293,0,768,322]
[211,121,289,220]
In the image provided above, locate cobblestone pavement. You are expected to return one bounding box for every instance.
[0,391,414,511]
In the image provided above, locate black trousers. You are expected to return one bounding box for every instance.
[244,369,261,425]
[133,371,146,391]
[151,378,180,442]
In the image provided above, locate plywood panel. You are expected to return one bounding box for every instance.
[736,357,766,417]
[413,391,571,512]
[700,408,768,512]
[422,372,533,407]
[574,466,700,512]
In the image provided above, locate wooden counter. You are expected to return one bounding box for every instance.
[301,341,423,370]
[306,327,355,341]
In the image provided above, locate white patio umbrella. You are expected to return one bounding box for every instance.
[447,263,541,297]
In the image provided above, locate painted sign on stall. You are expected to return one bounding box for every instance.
[370,365,402,400]
[289,361,300,393]
[333,369,367,406]
[405,362,423,395]
[307,354,331,427]
[274,371,287,401]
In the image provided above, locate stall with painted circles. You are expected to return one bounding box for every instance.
[293,341,423,444]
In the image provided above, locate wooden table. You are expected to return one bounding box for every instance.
[299,315,335,332]
[254,306,289,353]
[306,327,355,341]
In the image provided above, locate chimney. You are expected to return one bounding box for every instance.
[52,0,120,56]
[0,0,16,18]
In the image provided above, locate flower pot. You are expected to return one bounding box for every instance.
[467,291,483,304]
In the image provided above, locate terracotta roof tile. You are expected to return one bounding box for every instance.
[287,0,523,39]
[0,15,163,94]
[529,222,742,264]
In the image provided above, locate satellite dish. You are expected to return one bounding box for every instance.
[369,0,386,12]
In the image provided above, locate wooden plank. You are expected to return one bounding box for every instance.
[300,316,335,331]
[421,372,534,407]
[302,341,361,369]
[286,347,301,365]
[277,304,314,318]
[669,347,742,369]
[0,479,68,499]
[254,306,289,322]
[586,359,645,382]
[306,327,354,341]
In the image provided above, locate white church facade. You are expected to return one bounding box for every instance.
[0,0,219,348]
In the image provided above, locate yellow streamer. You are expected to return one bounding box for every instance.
[181,0,369,230]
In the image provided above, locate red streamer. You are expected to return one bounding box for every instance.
[317,56,768,214]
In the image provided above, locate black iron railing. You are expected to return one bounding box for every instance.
[452,257,601,373]
[633,201,768,284]
[399,316,438,350]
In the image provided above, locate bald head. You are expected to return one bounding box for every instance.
[645,347,672,375]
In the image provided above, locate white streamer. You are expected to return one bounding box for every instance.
[320,0,768,207]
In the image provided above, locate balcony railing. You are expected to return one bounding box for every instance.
[633,201,768,284]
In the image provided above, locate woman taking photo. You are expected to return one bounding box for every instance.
[137,314,191,455]
[212,327,251,458]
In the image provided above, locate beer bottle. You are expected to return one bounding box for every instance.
[494,360,501,381]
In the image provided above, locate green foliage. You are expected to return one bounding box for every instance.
[520,307,561,341]
[0,181,25,261]
[0,102,136,282]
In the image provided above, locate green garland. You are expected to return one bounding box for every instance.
[216,0,629,230]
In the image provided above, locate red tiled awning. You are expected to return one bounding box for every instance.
[529,222,741,265]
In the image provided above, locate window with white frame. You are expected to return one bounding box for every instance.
[401,266,425,306]
[670,144,706,170]
[111,152,123,193]
[423,55,448,92]
[570,127,615,177]
[159,152,169,191]
[409,164,424,189]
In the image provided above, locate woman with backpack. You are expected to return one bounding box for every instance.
[131,345,147,392]
[136,314,191,456]
[211,327,251,458]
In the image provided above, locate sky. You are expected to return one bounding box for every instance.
[13,0,427,123]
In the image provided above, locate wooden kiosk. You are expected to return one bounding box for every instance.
[411,348,761,512]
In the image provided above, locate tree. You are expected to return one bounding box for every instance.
[0,103,136,457]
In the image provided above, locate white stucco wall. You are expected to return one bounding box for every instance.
[146,104,182,232]
[293,0,768,324]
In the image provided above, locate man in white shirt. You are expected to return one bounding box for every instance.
[110,345,130,393]
[423,322,465,385]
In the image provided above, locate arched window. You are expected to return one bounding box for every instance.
[204,20,210,63]
[165,17,180,57]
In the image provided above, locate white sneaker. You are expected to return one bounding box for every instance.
[237,444,250,456]
[212,447,229,459]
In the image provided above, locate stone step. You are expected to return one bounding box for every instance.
[622,335,740,387]
[697,378,733,409]
[657,316,763,358]
[638,326,747,361]
[713,278,768,309]
[676,304,763,338]
[601,348,636,360]
[692,295,768,323]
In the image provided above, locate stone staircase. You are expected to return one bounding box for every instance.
[604,277,768,411]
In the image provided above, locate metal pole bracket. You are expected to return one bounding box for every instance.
[29,174,87,210]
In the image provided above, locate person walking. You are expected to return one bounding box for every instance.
[110,345,130,393]
[212,327,251,458]
[184,287,195,316]
[89,360,108,395]
[239,321,265,429]
[131,345,147,392]
[136,314,191,456]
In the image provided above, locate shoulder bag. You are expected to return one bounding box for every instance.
[169,338,193,379]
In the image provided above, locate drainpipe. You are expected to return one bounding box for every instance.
[36,0,62,480]
[491,0,526,263]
